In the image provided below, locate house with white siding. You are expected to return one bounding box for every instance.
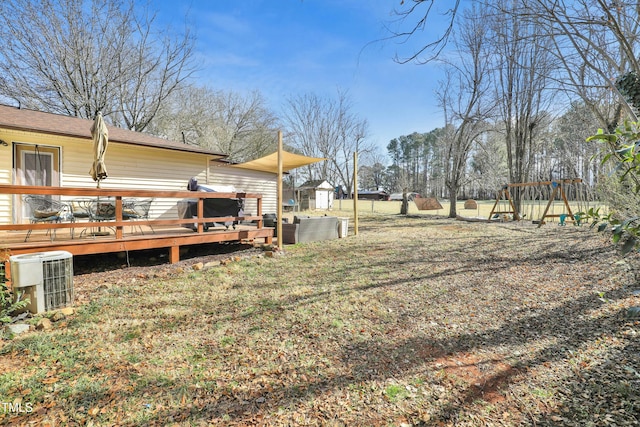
[0,104,278,224]
[209,164,278,217]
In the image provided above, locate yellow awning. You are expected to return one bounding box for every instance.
[230,150,325,173]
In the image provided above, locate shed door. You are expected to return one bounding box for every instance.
[316,190,330,210]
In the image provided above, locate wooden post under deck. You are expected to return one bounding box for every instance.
[169,246,180,264]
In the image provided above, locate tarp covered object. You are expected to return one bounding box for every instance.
[414,197,443,210]
[230,150,325,173]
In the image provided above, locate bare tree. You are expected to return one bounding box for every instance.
[391,1,640,123]
[149,85,279,162]
[518,0,639,124]
[0,0,195,131]
[387,0,461,64]
[148,85,216,146]
[390,0,640,213]
[282,90,372,194]
[208,90,280,162]
[396,168,412,215]
[486,0,555,211]
[437,4,493,218]
[469,127,509,198]
[551,102,604,185]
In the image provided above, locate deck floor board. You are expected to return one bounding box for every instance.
[1,224,274,263]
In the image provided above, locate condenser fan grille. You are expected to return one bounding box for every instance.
[42,257,73,311]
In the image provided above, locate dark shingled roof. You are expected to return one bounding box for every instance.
[298,179,331,189]
[0,104,226,158]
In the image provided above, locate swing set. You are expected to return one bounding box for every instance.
[489,178,588,227]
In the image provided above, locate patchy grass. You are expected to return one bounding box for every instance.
[1,214,639,426]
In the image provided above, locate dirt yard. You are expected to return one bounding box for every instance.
[1,214,639,426]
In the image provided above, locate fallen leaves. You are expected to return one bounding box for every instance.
[2,216,640,426]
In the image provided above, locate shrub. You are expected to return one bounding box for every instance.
[586,121,640,254]
[0,252,29,325]
[1,283,29,325]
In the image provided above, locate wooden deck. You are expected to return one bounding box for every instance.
[0,185,274,269]
[2,224,273,260]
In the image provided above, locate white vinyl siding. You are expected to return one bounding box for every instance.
[61,141,209,220]
[209,165,277,215]
[0,126,274,224]
[0,137,10,223]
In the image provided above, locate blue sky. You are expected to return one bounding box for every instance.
[155,0,446,156]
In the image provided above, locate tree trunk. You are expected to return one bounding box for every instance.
[448,184,457,218]
[400,188,409,215]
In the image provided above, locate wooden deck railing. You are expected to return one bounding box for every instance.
[0,184,265,241]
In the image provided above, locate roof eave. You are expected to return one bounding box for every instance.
[1,123,227,158]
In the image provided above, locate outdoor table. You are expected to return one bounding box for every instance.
[68,197,115,237]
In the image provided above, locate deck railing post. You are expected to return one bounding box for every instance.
[197,197,204,233]
[115,196,124,239]
[0,184,274,262]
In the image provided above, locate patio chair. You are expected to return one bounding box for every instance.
[68,198,95,238]
[68,199,92,221]
[23,195,73,242]
[85,199,116,236]
[123,198,154,234]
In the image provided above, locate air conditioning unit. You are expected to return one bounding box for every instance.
[10,251,73,314]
